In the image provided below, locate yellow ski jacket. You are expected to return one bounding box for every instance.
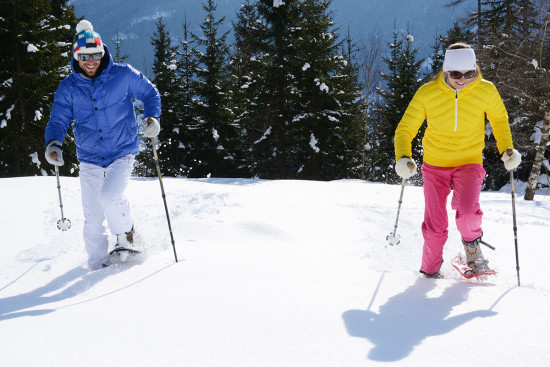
[394,72,514,167]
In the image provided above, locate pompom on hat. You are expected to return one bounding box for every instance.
[72,20,105,60]
[442,48,476,71]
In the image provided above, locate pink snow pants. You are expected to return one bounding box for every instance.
[420,163,486,275]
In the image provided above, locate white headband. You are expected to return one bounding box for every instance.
[443,48,476,71]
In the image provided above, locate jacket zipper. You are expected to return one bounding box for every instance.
[454,91,458,132]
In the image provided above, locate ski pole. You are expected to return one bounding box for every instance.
[386,177,407,246]
[387,161,415,245]
[507,148,520,286]
[148,118,178,263]
[54,164,71,231]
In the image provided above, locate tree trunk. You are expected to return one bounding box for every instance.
[524,111,550,200]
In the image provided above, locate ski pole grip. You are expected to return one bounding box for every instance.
[146,117,154,125]
[50,151,57,160]
[407,161,415,169]
[506,148,513,156]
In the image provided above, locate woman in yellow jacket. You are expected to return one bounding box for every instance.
[394,43,521,278]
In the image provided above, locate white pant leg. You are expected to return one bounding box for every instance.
[102,155,135,235]
[80,162,109,269]
[79,155,135,269]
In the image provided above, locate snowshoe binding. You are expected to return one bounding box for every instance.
[104,226,141,266]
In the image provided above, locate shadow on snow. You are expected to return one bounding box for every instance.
[0,261,174,321]
[342,272,498,362]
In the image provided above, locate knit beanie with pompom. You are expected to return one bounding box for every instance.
[72,20,105,60]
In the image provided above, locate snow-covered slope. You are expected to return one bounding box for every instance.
[1,176,549,366]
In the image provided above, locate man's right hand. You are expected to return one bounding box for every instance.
[45,140,64,166]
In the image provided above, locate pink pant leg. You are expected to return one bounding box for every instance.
[450,164,485,242]
[420,163,452,275]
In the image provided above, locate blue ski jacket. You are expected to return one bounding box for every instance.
[45,45,161,167]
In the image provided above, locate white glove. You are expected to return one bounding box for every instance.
[143,117,160,138]
[501,148,521,170]
[395,157,417,179]
[45,140,64,166]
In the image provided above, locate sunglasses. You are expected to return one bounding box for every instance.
[79,53,102,61]
[449,70,476,80]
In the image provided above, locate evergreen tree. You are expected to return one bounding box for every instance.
[0,0,77,177]
[175,15,200,177]
[149,17,180,176]
[428,22,475,78]
[357,32,383,181]
[428,34,445,79]
[337,30,365,179]
[236,0,364,180]
[377,30,424,184]
[290,0,363,180]
[253,0,301,179]
[112,29,129,63]
[444,21,476,46]
[190,0,237,178]
[375,31,403,183]
[480,0,539,37]
[228,0,264,177]
[475,0,549,192]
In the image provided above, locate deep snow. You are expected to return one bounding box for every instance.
[1,176,549,366]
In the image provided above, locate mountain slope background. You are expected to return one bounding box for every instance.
[68,0,472,75]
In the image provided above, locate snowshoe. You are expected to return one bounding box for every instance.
[103,226,141,266]
[451,254,496,279]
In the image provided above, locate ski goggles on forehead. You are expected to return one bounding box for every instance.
[449,70,476,80]
[79,53,102,61]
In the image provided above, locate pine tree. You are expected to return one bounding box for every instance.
[112,29,129,64]
[0,0,77,177]
[190,0,237,178]
[253,0,301,179]
[337,30,365,179]
[428,22,475,78]
[357,32,383,180]
[428,34,445,79]
[174,14,199,177]
[475,1,549,193]
[291,0,336,179]
[289,0,363,180]
[377,29,424,184]
[228,0,264,177]
[444,21,476,46]
[481,0,539,37]
[234,0,364,180]
[149,17,181,176]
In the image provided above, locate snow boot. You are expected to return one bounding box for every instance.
[114,225,134,250]
[462,237,490,273]
[424,270,444,279]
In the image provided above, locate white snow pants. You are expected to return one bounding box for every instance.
[79,155,135,269]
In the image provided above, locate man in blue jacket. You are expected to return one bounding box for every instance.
[45,20,161,270]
